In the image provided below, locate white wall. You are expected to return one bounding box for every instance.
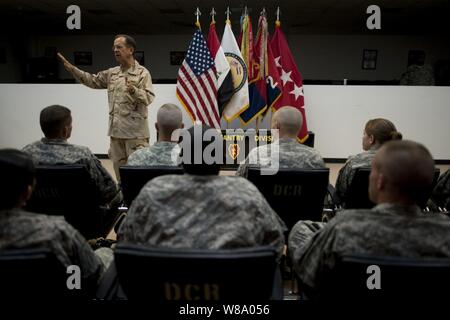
[13,33,450,82]
[1,84,449,160]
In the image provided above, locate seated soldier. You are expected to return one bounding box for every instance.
[22,105,120,207]
[118,124,286,256]
[334,118,402,206]
[127,103,183,166]
[236,106,325,177]
[428,169,450,211]
[0,149,113,294]
[289,140,450,299]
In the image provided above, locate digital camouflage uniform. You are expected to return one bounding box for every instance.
[0,208,105,287]
[236,138,326,177]
[117,174,286,256]
[400,64,435,86]
[22,138,119,206]
[289,203,450,297]
[127,141,180,166]
[69,60,155,180]
[334,148,377,206]
[429,169,450,210]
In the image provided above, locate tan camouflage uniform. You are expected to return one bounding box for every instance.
[69,60,155,180]
[289,203,450,297]
[334,148,377,205]
[127,141,180,166]
[0,208,107,286]
[236,138,326,177]
[117,174,286,256]
[23,138,119,206]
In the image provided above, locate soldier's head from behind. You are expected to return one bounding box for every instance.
[0,149,36,210]
[40,105,72,140]
[362,118,402,151]
[368,140,435,206]
[271,106,303,140]
[180,124,221,176]
[113,34,136,65]
[156,104,184,142]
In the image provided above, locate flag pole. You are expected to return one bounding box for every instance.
[210,7,216,23]
[195,7,201,29]
[271,6,281,128]
[276,6,281,26]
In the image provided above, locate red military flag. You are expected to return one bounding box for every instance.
[240,14,282,124]
[176,28,220,129]
[271,20,308,142]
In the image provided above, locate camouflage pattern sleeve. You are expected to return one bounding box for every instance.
[290,219,338,298]
[334,158,354,204]
[235,146,261,177]
[70,66,110,89]
[82,148,118,204]
[59,222,104,287]
[429,169,450,209]
[334,150,376,205]
[129,69,155,107]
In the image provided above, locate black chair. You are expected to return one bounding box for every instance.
[315,254,450,300]
[0,248,68,299]
[247,167,330,231]
[119,165,184,207]
[342,167,440,210]
[113,244,279,301]
[26,164,116,239]
[344,167,374,209]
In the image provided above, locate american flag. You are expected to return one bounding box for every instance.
[176,29,220,129]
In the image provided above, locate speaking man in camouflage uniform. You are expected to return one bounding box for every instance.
[127,103,183,166]
[0,149,112,294]
[289,140,450,299]
[57,34,155,181]
[118,124,286,256]
[236,106,325,177]
[429,169,450,211]
[22,105,120,207]
[334,118,402,206]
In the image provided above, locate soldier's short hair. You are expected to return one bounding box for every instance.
[0,149,35,210]
[40,105,71,138]
[115,34,136,51]
[376,140,435,201]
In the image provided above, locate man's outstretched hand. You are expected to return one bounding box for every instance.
[57,52,74,72]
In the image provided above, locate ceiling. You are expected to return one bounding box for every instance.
[1,0,449,36]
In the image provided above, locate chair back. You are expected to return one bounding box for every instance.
[0,248,68,299]
[318,254,450,300]
[119,165,184,206]
[345,167,374,209]
[345,167,440,209]
[247,167,330,230]
[114,244,278,301]
[26,164,103,239]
